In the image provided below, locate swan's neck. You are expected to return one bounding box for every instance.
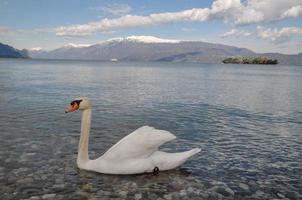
[77,108,92,167]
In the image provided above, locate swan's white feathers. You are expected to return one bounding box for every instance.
[149,148,201,171]
[70,97,201,174]
[100,126,176,161]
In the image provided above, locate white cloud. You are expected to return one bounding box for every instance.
[211,0,241,14]
[280,5,302,18]
[256,26,302,43]
[221,28,252,37]
[216,0,302,25]
[54,8,211,36]
[233,7,264,25]
[96,4,132,16]
[53,0,302,36]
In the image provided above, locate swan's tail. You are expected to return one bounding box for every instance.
[187,148,201,157]
[149,148,201,172]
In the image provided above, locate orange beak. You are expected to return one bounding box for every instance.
[65,103,79,113]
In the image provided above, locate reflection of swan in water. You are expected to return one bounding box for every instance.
[65,97,201,175]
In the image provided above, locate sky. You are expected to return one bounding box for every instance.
[0,0,302,54]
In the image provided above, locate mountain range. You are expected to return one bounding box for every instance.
[29,36,257,63]
[2,36,302,65]
[0,43,29,58]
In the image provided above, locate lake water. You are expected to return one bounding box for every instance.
[0,59,302,200]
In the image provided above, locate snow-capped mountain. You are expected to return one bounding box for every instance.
[62,43,92,48]
[29,36,254,62]
[30,47,43,51]
[28,36,302,64]
[105,36,180,44]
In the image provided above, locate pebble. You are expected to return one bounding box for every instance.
[41,193,56,199]
[211,181,226,186]
[81,183,92,192]
[209,192,224,200]
[254,190,265,197]
[209,185,234,197]
[68,193,87,200]
[97,190,111,196]
[52,184,65,192]
[7,176,17,184]
[119,191,128,197]
[179,189,187,196]
[17,177,34,184]
[187,187,194,193]
[54,194,65,200]
[277,193,285,198]
[148,193,158,199]
[18,185,41,195]
[134,193,142,200]
[224,187,235,196]
[163,194,173,200]
[239,183,250,191]
[29,196,40,200]
[55,178,64,184]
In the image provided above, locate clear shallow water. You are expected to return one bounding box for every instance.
[0,59,302,200]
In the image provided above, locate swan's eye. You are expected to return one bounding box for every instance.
[70,100,82,106]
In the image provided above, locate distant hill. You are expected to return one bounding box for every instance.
[29,36,302,65]
[258,52,302,66]
[0,43,29,58]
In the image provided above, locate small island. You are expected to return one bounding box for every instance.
[223,56,278,65]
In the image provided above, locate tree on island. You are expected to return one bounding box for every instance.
[223,56,278,65]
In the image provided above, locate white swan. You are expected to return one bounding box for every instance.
[65,97,200,174]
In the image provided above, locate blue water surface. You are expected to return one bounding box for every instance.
[0,59,302,200]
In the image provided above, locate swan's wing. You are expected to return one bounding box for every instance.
[100,126,176,161]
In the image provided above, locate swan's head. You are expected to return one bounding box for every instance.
[65,97,92,113]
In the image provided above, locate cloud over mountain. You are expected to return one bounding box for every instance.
[256,26,302,43]
[221,29,252,37]
[54,0,302,36]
